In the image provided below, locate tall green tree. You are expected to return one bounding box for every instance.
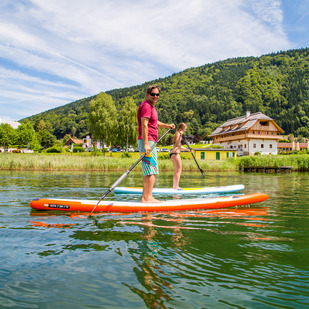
[34,119,46,132]
[62,134,72,145]
[37,130,56,149]
[29,135,41,151]
[117,97,138,149]
[89,92,117,155]
[16,123,36,149]
[0,124,16,150]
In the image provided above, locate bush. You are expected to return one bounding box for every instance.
[299,149,309,155]
[121,152,132,158]
[159,153,170,160]
[90,149,102,156]
[46,147,62,153]
[61,147,70,153]
[279,139,290,143]
[72,146,85,153]
[211,145,224,149]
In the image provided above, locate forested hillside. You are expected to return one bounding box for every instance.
[22,48,309,139]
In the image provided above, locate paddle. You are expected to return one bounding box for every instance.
[89,128,172,214]
[182,136,205,176]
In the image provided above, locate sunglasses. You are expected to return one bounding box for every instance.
[149,93,160,97]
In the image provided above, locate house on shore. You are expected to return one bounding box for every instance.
[65,138,83,151]
[65,135,107,151]
[190,148,237,160]
[277,141,309,153]
[209,112,284,156]
[81,134,106,151]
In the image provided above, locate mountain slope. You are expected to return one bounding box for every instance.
[22,48,309,139]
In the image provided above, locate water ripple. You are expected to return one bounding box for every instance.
[1,171,309,308]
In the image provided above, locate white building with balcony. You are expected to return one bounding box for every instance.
[209,112,284,155]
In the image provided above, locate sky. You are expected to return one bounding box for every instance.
[0,0,308,122]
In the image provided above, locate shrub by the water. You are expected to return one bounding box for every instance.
[46,147,62,153]
[72,146,85,153]
[121,152,132,158]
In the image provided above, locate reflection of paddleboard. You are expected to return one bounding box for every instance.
[114,184,245,195]
[30,193,269,213]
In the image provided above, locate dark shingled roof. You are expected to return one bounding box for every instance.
[209,112,283,137]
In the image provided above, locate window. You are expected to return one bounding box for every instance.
[261,144,264,149]
[270,144,273,149]
[227,152,234,158]
[253,144,256,148]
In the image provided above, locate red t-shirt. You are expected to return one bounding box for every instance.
[137,100,158,142]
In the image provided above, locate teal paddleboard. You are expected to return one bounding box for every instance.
[114,184,245,195]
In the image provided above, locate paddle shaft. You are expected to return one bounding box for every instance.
[183,137,205,176]
[90,128,172,214]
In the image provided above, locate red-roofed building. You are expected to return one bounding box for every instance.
[277,141,309,153]
[65,138,83,147]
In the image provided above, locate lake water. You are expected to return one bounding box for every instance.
[0,170,308,308]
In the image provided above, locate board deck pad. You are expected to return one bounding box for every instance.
[30,193,269,213]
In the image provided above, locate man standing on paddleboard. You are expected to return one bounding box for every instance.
[137,85,175,203]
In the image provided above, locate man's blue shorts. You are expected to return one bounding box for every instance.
[138,139,159,176]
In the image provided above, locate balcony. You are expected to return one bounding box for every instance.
[213,132,283,143]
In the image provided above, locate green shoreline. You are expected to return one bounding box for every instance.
[1,152,309,172]
[0,153,235,172]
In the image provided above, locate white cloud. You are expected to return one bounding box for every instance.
[0,0,294,120]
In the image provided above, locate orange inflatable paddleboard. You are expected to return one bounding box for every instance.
[30,193,269,213]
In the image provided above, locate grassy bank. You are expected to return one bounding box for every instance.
[236,154,309,171]
[1,152,309,172]
[0,152,236,172]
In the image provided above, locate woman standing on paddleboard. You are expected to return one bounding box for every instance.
[170,123,192,189]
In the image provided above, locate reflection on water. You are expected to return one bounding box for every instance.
[0,170,309,308]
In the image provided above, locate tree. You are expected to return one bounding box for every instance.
[117,97,138,149]
[29,135,41,151]
[16,123,36,149]
[0,124,16,150]
[89,92,117,155]
[34,119,46,132]
[62,134,72,145]
[37,130,57,149]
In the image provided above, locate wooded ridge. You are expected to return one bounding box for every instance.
[22,47,309,140]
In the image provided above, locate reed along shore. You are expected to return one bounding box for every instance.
[0,152,308,171]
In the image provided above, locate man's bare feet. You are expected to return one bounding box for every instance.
[141,197,163,203]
